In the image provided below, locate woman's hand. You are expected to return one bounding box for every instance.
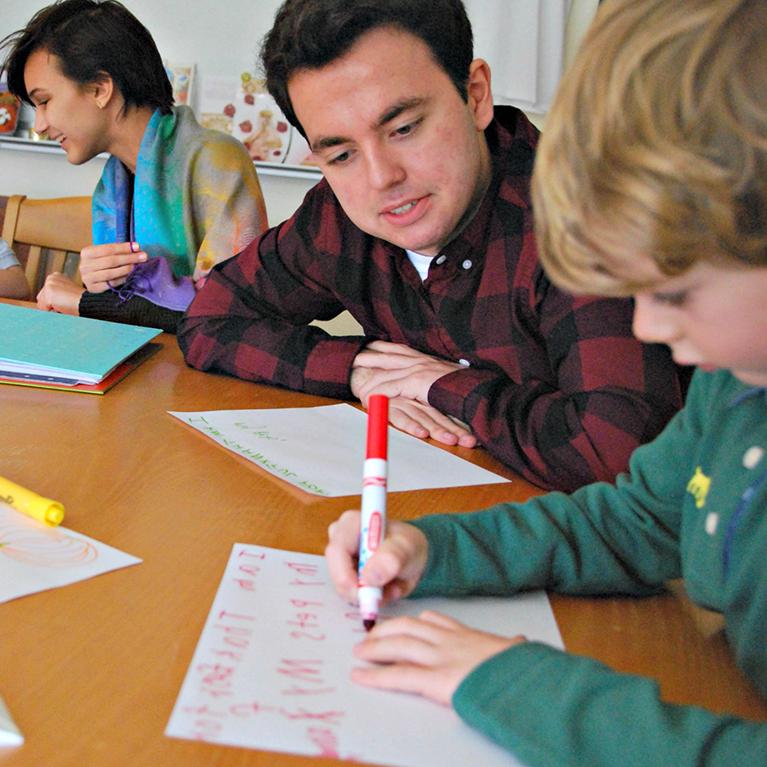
[79,241,147,292]
[36,272,85,314]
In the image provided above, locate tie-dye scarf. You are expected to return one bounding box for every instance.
[92,105,266,287]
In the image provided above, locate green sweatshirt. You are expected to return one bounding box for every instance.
[412,369,767,766]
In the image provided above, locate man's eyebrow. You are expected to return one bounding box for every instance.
[375,97,424,128]
[309,97,426,153]
[311,134,348,153]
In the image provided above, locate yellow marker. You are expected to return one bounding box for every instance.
[0,475,65,526]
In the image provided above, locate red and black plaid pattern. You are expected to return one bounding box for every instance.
[179,107,683,492]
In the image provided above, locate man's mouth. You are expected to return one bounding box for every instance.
[389,200,418,216]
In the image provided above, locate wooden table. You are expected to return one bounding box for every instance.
[1,333,765,767]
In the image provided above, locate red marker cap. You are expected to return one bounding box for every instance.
[366,395,389,460]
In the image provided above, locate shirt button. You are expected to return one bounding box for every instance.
[705,512,719,536]
[435,255,447,265]
[743,446,764,469]
[458,358,470,367]
[461,259,473,270]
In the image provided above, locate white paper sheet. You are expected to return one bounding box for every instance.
[0,694,23,747]
[0,502,141,604]
[166,544,564,767]
[169,405,508,497]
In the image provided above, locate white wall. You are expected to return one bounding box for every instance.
[0,0,599,225]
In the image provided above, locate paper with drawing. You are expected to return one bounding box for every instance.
[169,404,508,496]
[0,501,141,604]
[166,544,563,767]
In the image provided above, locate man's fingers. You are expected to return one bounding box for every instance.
[388,399,475,446]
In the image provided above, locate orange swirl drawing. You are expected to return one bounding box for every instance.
[0,522,97,567]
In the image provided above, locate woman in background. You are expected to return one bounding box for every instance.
[1,0,267,331]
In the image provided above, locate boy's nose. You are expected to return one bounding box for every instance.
[632,293,678,345]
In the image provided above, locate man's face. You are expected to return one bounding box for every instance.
[288,26,494,256]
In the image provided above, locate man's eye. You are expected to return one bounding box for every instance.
[393,118,422,138]
[328,150,351,166]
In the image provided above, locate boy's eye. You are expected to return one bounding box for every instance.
[652,290,687,307]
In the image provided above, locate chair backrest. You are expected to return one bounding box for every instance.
[1,194,92,296]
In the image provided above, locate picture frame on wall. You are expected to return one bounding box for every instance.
[163,61,196,107]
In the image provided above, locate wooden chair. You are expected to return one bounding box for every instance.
[1,194,92,296]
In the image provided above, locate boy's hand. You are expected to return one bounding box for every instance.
[79,242,147,292]
[36,272,85,315]
[325,511,430,604]
[352,610,526,705]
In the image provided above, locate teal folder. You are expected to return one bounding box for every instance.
[0,304,162,384]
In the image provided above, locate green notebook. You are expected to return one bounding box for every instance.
[0,303,162,384]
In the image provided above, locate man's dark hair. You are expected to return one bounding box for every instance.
[1,0,173,115]
[261,0,473,137]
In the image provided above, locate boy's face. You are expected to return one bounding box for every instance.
[288,26,494,256]
[631,259,767,387]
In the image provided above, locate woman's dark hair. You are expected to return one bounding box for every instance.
[261,0,474,137]
[1,0,173,115]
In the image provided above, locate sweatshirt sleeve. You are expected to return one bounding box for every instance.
[409,378,711,598]
[453,642,767,767]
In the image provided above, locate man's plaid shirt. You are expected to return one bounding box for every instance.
[179,107,683,491]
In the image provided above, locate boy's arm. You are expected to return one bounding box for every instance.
[454,642,767,767]
[428,285,683,492]
[411,377,708,597]
[177,218,368,400]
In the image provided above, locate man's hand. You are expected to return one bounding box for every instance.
[352,610,526,706]
[79,241,147,292]
[387,397,476,447]
[36,272,85,315]
[351,342,476,448]
[352,340,462,403]
[325,511,430,605]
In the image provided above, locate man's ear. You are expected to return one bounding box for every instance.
[466,58,494,131]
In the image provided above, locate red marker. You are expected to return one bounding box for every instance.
[357,395,389,631]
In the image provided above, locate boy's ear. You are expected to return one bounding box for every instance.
[90,73,114,110]
[467,58,494,131]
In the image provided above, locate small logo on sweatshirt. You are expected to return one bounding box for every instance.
[686,466,711,509]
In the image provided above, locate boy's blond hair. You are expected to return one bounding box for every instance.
[532,0,767,296]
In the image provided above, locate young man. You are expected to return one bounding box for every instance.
[178,0,683,491]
